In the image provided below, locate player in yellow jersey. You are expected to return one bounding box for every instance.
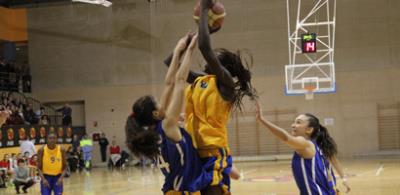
[37,133,67,195]
[182,0,258,194]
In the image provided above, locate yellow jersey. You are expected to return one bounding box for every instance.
[42,145,63,176]
[185,75,232,152]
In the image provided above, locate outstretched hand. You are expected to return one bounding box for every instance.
[342,179,351,193]
[174,33,191,53]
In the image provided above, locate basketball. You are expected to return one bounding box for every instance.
[193,1,226,32]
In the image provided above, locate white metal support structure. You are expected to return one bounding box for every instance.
[285,0,337,96]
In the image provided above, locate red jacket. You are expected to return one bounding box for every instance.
[0,160,9,168]
[110,145,120,154]
[29,158,37,167]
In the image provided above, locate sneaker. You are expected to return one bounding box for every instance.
[22,189,27,193]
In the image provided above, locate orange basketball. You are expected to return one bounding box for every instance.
[193,1,226,32]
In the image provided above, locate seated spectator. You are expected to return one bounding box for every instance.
[108,140,121,167]
[23,104,37,125]
[22,152,30,163]
[0,154,9,169]
[12,159,34,194]
[0,154,10,188]
[28,154,38,167]
[9,153,17,171]
[16,153,22,161]
[6,107,24,125]
[67,146,83,172]
[40,115,49,125]
[28,154,38,181]
[35,106,45,122]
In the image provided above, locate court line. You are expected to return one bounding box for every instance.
[375,165,384,176]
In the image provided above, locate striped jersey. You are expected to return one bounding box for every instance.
[155,121,211,193]
[292,141,334,195]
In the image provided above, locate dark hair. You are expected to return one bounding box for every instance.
[125,96,160,159]
[306,113,338,159]
[213,48,257,110]
[17,159,25,164]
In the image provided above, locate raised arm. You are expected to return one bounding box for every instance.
[163,35,198,142]
[198,0,235,101]
[255,102,314,152]
[163,52,204,84]
[159,34,190,112]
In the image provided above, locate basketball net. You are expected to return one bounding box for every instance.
[304,86,315,100]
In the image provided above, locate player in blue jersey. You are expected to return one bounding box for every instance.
[255,102,341,195]
[125,33,209,195]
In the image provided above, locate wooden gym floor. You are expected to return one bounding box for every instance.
[1,159,399,195]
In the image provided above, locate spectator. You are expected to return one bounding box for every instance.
[28,154,38,181]
[9,153,17,171]
[16,153,22,161]
[22,72,31,93]
[79,134,93,171]
[56,103,72,126]
[0,154,9,169]
[98,133,109,162]
[23,104,36,125]
[20,137,36,158]
[13,159,34,194]
[6,107,24,125]
[40,115,49,125]
[28,154,38,167]
[35,106,45,121]
[109,140,121,167]
[17,106,24,120]
[0,154,9,185]
[72,134,80,152]
[22,152,30,162]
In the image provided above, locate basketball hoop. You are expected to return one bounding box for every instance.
[304,86,315,100]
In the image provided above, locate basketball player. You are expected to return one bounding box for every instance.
[180,0,257,194]
[37,133,67,195]
[125,33,214,195]
[255,102,338,195]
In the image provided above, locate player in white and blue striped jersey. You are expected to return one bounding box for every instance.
[256,104,339,195]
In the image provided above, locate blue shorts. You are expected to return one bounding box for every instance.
[199,148,232,194]
[83,152,92,161]
[41,174,63,195]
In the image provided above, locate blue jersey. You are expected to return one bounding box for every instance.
[155,121,211,193]
[292,141,333,195]
[320,152,338,194]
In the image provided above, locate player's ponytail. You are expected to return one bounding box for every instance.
[215,48,258,111]
[306,113,338,159]
[125,96,160,159]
